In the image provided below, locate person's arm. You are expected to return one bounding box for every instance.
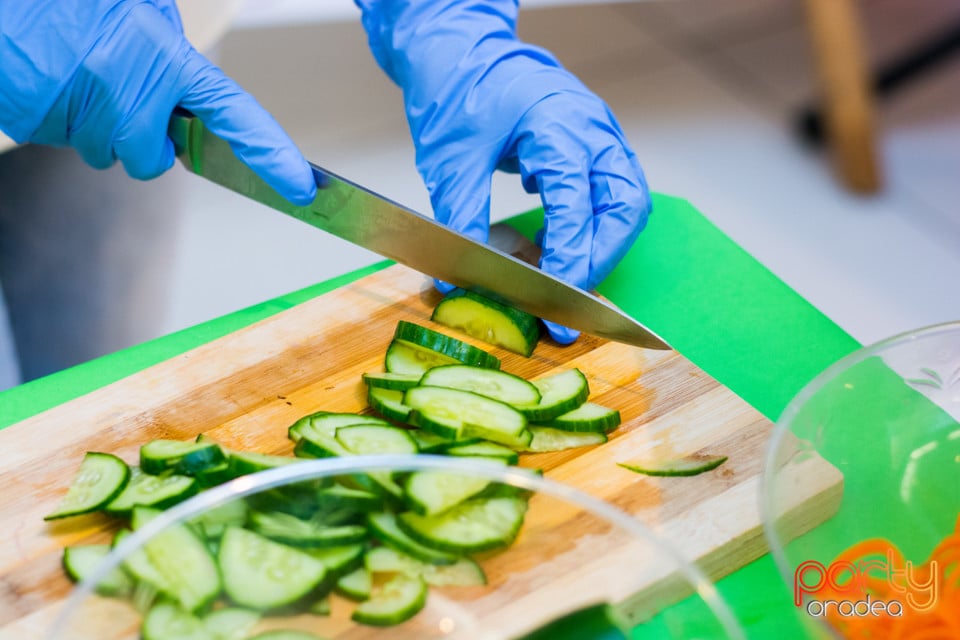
[0,0,315,205]
[355,0,652,343]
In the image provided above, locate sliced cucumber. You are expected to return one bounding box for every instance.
[140,439,226,476]
[420,364,541,407]
[335,424,418,455]
[386,321,500,375]
[617,454,728,477]
[431,288,541,356]
[335,566,372,601]
[404,469,500,517]
[543,402,621,433]
[188,499,248,541]
[316,483,383,513]
[105,466,198,515]
[351,573,428,627]
[201,607,261,640]
[367,512,459,565]
[519,369,590,422]
[362,371,422,390]
[227,450,298,476]
[45,452,130,520]
[141,602,209,640]
[365,546,487,587]
[249,510,367,548]
[404,386,528,445]
[397,495,528,554]
[62,544,133,596]
[524,426,607,452]
[218,527,328,610]
[445,441,519,464]
[366,387,413,423]
[302,543,366,580]
[309,595,331,616]
[288,411,391,444]
[194,461,237,488]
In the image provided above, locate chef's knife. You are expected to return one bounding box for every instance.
[168,114,670,350]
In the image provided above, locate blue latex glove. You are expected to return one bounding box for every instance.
[0,0,316,205]
[357,0,651,344]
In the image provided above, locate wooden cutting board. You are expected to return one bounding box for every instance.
[0,264,842,639]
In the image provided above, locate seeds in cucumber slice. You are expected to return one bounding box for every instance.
[105,466,198,515]
[336,566,372,601]
[140,439,226,476]
[543,402,621,433]
[335,424,418,455]
[218,527,328,610]
[351,573,428,627]
[397,495,528,554]
[367,512,459,565]
[45,452,130,520]
[201,607,260,640]
[445,441,520,464]
[141,602,209,640]
[362,371,422,390]
[132,507,221,612]
[519,369,590,422]
[404,469,501,517]
[431,288,541,356]
[62,544,133,597]
[404,386,527,445]
[364,546,487,587]
[420,364,541,406]
[524,426,607,452]
[515,602,630,640]
[249,510,367,548]
[392,320,500,370]
[617,454,728,477]
[367,387,413,423]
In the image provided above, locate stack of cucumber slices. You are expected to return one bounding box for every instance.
[46,322,623,638]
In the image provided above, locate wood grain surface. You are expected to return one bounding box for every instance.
[0,264,842,639]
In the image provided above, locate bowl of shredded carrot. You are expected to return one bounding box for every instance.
[762,321,960,639]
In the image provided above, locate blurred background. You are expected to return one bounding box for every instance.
[166,0,960,349]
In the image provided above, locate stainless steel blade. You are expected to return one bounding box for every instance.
[169,115,670,350]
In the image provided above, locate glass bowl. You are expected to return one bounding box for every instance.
[48,455,745,640]
[762,321,960,639]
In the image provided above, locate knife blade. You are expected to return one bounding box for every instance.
[168,114,670,350]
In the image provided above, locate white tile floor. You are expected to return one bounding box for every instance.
[164,0,960,348]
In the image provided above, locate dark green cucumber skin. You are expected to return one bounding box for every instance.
[515,603,630,640]
[140,440,227,476]
[393,321,500,369]
[431,288,541,357]
[617,455,728,477]
[44,452,131,520]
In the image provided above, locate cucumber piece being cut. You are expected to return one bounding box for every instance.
[362,371,422,391]
[524,426,607,452]
[404,386,528,445]
[105,466,198,515]
[218,527,328,610]
[617,454,728,477]
[519,369,590,422]
[431,288,541,357]
[386,321,500,375]
[397,495,528,554]
[419,364,541,407]
[351,573,428,627]
[62,544,133,596]
[542,402,621,434]
[45,452,130,520]
[140,439,226,476]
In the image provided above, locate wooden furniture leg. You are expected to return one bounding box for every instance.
[803,0,882,193]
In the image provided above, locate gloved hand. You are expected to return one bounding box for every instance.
[356,0,651,344]
[0,0,315,205]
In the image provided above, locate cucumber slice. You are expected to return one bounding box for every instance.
[404,469,501,517]
[45,452,130,520]
[248,632,326,640]
[543,402,621,433]
[188,499,248,541]
[132,507,221,612]
[617,454,728,477]
[141,602,209,640]
[362,371,422,390]
[524,426,607,452]
[367,512,459,565]
[105,466,198,515]
[194,461,237,488]
[140,439,226,476]
[227,450,299,476]
[308,595,331,616]
[218,527,328,610]
[249,510,368,548]
[336,566,372,601]
[367,387,413,423]
[419,364,541,406]
[201,607,260,640]
[288,411,391,444]
[365,546,487,587]
[335,424,418,455]
[431,288,541,356]
[316,483,383,513]
[397,495,528,554]
[114,528,173,598]
[302,543,366,580]
[516,602,629,640]
[404,386,528,445]
[519,369,591,422]
[351,573,428,627]
[62,544,133,596]
[385,321,500,375]
[445,441,520,464]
